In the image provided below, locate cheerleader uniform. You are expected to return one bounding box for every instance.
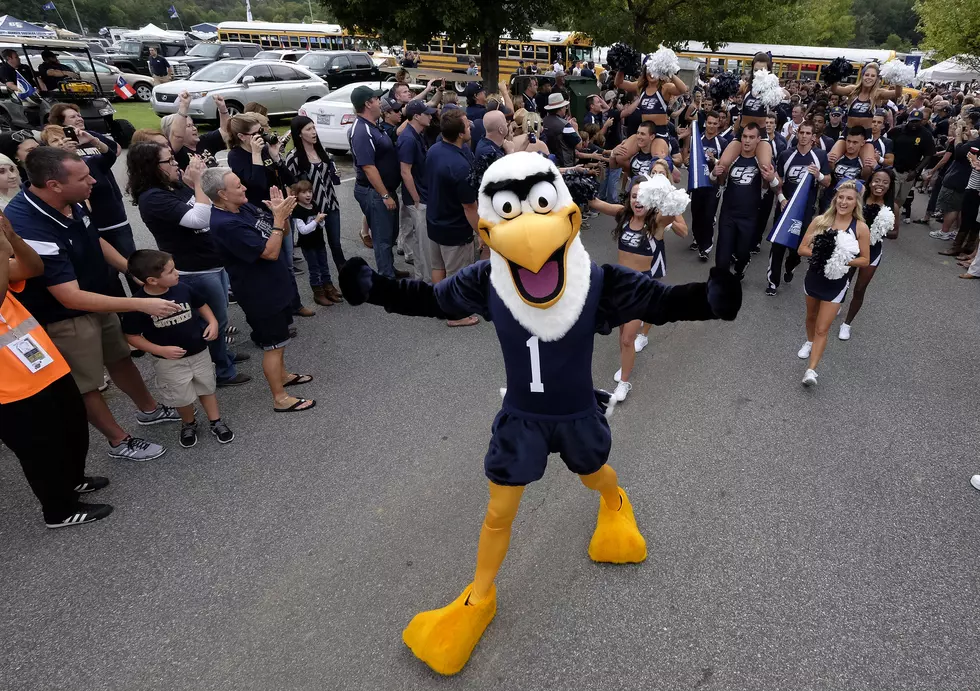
[804,219,857,303]
[636,88,671,140]
[863,203,883,267]
[846,96,874,121]
[619,220,666,278]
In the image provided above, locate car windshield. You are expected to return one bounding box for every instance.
[189,62,242,82]
[115,41,141,56]
[298,53,330,69]
[187,43,221,58]
[255,51,281,61]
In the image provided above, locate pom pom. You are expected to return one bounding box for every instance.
[645,46,679,80]
[468,152,503,191]
[808,231,837,276]
[751,69,783,109]
[635,174,673,211]
[869,205,895,244]
[879,59,915,86]
[562,169,599,206]
[607,43,642,78]
[823,57,854,86]
[709,71,739,103]
[824,230,860,280]
[658,187,691,216]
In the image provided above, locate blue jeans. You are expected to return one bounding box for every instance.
[180,270,238,383]
[302,246,330,287]
[600,167,622,203]
[354,184,398,278]
[322,209,345,277]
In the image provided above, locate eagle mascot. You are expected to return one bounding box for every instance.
[339,152,742,675]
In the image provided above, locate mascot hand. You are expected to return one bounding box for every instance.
[706,267,742,321]
[339,256,375,306]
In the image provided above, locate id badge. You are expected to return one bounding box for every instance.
[6,333,55,373]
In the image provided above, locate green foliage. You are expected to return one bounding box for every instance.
[916,0,980,70]
[851,0,920,50]
[763,0,856,47]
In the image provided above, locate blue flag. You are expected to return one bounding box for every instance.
[168,5,179,18]
[687,120,713,190]
[15,72,36,100]
[767,171,813,249]
[42,1,56,10]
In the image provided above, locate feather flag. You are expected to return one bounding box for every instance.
[14,72,36,100]
[42,1,57,10]
[168,5,179,18]
[113,75,136,100]
[767,171,812,249]
[688,120,713,190]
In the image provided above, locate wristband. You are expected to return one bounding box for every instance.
[709,172,718,183]
[769,177,779,188]
[818,172,825,182]
[664,223,673,234]
[272,227,285,234]
[777,194,787,203]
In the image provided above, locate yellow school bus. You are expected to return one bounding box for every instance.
[405,30,593,76]
[217,21,383,52]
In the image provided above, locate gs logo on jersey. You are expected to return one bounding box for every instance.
[787,164,809,183]
[789,219,803,236]
[729,166,759,185]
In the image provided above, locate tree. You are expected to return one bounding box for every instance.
[916,0,980,71]
[881,33,913,52]
[764,0,856,47]
[318,0,562,90]
[850,0,920,49]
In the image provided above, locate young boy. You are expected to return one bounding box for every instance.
[289,181,336,307]
[122,250,234,448]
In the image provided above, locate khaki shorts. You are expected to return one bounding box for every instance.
[152,349,216,407]
[46,313,132,394]
[152,75,171,85]
[427,238,475,277]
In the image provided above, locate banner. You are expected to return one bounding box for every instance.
[687,120,714,191]
[767,171,812,249]
[168,5,179,18]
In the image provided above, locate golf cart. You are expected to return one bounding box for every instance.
[378,65,483,94]
[0,37,136,147]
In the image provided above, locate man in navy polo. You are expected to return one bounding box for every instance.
[148,47,172,85]
[464,82,488,152]
[424,108,479,327]
[398,99,435,281]
[7,147,181,461]
[349,85,404,279]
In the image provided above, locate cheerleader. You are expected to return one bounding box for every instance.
[828,62,904,168]
[588,163,688,401]
[840,167,896,340]
[796,180,871,386]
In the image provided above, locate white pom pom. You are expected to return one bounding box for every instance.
[752,69,783,109]
[824,231,861,280]
[869,205,895,244]
[659,188,691,216]
[645,46,679,79]
[635,174,672,210]
[879,59,915,86]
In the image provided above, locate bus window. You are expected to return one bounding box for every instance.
[289,36,300,47]
[498,43,507,58]
[536,46,548,62]
[570,46,591,63]
[522,44,535,60]
[442,43,454,54]
[507,44,520,58]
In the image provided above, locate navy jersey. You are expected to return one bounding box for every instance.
[741,91,766,118]
[722,154,762,218]
[870,136,892,162]
[618,220,654,256]
[701,134,724,161]
[831,155,863,186]
[777,147,829,205]
[630,151,654,178]
[847,97,874,119]
[637,89,668,117]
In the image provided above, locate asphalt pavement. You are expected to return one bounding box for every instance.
[1,154,979,691]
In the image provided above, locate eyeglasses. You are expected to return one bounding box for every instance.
[11,130,34,143]
[159,157,178,166]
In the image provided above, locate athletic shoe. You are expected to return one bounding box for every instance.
[45,503,113,529]
[971,475,980,491]
[180,422,198,449]
[784,270,794,284]
[735,269,745,281]
[614,368,622,382]
[108,436,165,461]
[73,476,109,494]
[227,291,237,305]
[797,341,813,359]
[689,241,698,251]
[613,380,632,402]
[902,216,911,224]
[929,229,946,238]
[765,285,777,296]
[210,419,235,444]
[98,376,110,393]
[217,372,251,387]
[939,231,957,241]
[838,323,851,341]
[802,369,818,387]
[136,404,180,426]
[634,333,649,352]
[698,250,709,262]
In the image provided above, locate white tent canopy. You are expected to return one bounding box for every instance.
[917,56,980,83]
[120,23,187,42]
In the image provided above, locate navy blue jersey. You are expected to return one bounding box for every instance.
[701,134,725,161]
[831,155,863,186]
[630,151,654,178]
[637,89,667,117]
[722,154,762,217]
[777,147,829,205]
[741,91,766,118]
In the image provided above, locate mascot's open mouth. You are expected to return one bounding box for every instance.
[508,245,566,304]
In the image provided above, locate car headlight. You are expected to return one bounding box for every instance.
[188,91,209,99]
[99,106,115,116]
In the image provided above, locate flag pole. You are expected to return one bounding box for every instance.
[67,0,84,34]
[47,5,71,34]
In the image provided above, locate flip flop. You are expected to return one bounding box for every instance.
[273,397,316,413]
[957,273,979,279]
[283,373,313,387]
[447,316,479,328]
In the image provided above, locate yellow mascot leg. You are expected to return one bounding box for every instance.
[581,465,647,563]
[402,482,524,675]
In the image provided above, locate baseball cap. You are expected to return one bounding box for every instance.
[351,85,384,111]
[829,106,844,116]
[380,95,402,114]
[604,90,618,102]
[463,82,485,98]
[908,108,925,121]
[440,103,461,111]
[405,100,437,118]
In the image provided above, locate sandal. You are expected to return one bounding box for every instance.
[957,273,979,279]
[283,373,314,387]
[274,397,316,413]
[447,315,480,328]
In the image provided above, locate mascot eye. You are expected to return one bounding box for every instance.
[491,190,522,219]
[528,181,558,214]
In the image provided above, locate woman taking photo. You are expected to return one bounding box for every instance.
[796,180,871,386]
[284,115,345,304]
[828,62,903,167]
[588,163,688,402]
[611,59,688,167]
[839,167,896,340]
[127,142,249,387]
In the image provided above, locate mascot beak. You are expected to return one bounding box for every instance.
[478,203,582,308]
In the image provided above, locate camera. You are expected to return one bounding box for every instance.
[261,131,280,146]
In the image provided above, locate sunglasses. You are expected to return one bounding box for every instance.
[159,157,178,166]
[11,130,34,143]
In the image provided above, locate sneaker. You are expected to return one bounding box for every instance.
[614,368,622,382]
[210,419,235,444]
[613,380,632,402]
[929,229,945,238]
[698,250,709,262]
[802,369,818,387]
[971,475,980,491]
[73,476,109,493]
[902,216,911,224]
[634,333,649,352]
[180,422,198,449]
[98,376,110,393]
[797,341,813,359]
[108,435,166,461]
[838,323,851,341]
[689,241,699,251]
[217,372,252,387]
[228,291,237,304]
[136,404,180,426]
[784,270,794,284]
[939,231,957,241]
[765,285,777,296]
[45,502,113,529]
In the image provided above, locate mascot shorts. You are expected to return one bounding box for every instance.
[484,410,611,486]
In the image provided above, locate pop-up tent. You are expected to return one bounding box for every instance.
[191,22,218,33]
[120,23,187,42]
[917,56,980,83]
[0,15,57,37]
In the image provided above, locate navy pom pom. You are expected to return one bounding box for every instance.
[562,169,599,206]
[823,57,854,86]
[709,71,739,103]
[808,230,838,275]
[607,43,642,79]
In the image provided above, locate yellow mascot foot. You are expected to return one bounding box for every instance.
[402,582,497,676]
[588,487,647,563]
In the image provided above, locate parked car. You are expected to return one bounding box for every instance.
[299,80,421,154]
[167,41,262,78]
[29,53,154,102]
[151,59,328,121]
[100,39,196,76]
[253,49,308,63]
[296,51,380,90]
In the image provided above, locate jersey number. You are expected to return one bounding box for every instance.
[526,336,544,393]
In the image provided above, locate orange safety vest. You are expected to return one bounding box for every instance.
[0,282,70,404]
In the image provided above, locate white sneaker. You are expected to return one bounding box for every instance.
[797,341,813,359]
[614,368,622,382]
[613,380,632,402]
[634,333,649,352]
[940,231,957,241]
[971,475,980,491]
[838,323,851,341]
[802,369,818,387]
[929,229,945,238]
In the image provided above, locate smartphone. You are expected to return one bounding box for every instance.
[64,126,78,142]
[528,132,537,143]
[278,131,292,146]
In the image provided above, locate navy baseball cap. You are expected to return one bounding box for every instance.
[441,103,461,111]
[380,95,402,114]
[829,106,844,116]
[908,108,925,121]
[351,85,384,111]
[463,82,485,98]
[405,100,437,118]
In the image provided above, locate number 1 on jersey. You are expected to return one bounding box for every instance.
[526,336,544,393]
